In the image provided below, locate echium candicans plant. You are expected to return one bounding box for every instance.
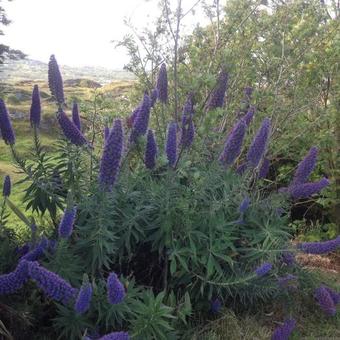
[0,99,16,145]
[48,54,65,105]
[206,70,228,111]
[30,85,41,127]
[157,63,168,104]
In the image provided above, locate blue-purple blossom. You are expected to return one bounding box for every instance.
[259,158,270,179]
[0,98,16,145]
[150,88,158,107]
[324,286,340,305]
[271,319,296,340]
[28,261,77,305]
[145,130,157,169]
[211,298,222,313]
[98,331,130,340]
[255,262,272,277]
[99,119,124,190]
[242,106,255,126]
[104,126,110,141]
[0,260,29,295]
[21,237,48,261]
[288,178,329,199]
[57,110,88,146]
[16,244,30,257]
[72,102,81,130]
[206,70,228,110]
[297,235,340,254]
[156,63,168,103]
[219,119,246,167]
[74,282,93,314]
[292,146,318,185]
[281,251,295,266]
[3,175,11,197]
[314,286,336,316]
[239,197,250,214]
[48,55,64,104]
[107,272,125,304]
[30,85,41,127]
[246,118,271,168]
[277,274,298,290]
[166,122,177,167]
[130,94,151,142]
[58,207,77,239]
[127,105,140,129]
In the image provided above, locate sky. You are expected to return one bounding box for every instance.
[2,0,207,69]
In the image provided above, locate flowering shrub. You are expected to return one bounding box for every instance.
[0,55,338,339]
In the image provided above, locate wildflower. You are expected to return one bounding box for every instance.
[239,197,250,214]
[179,95,195,148]
[30,85,41,127]
[15,244,30,257]
[72,102,81,130]
[255,262,272,277]
[150,88,158,107]
[219,119,246,167]
[127,105,140,129]
[281,251,295,266]
[324,286,340,305]
[259,158,270,179]
[130,94,151,142]
[3,175,11,197]
[156,63,168,103]
[0,99,16,144]
[57,110,88,146]
[246,118,271,168]
[206,70,228,110]
[98,331,130,340]
[99,119,124,190]
[314,286,336,316]
[145,130,157,169]
[165,122,177,167]
[297,235,340,255]
[242,106,255,126]
[288,178,329,199]
[0,260,29,295]
[185,119,195,148]
[21,237,48,261]
[271,319,296,340]
[74,282,93,314]
[292,146,318,185]
[58,206,77,239]
[211,298,222,313]
[28,261,77,305]
[107,272,125,304]
[48,54,64,104]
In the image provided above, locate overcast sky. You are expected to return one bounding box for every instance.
[2,0,208,69]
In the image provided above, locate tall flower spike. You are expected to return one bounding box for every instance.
[104,126,110,141]
[239,197,250,214]
[297,235,340,254]
[21,237,48,261]
[271,319,296,340]
[28,261,77,305]
[247,118,271,168]
[30,85,41,127]
[0,99,16,145]
[48,54,64,104]
[72,102,81,130]
[242,106,255,126]
[314,286,336,316]
[150,88,158,107]
[255,262,272,277]
[127,105,140,129]
[166,122,177,167]
[185,119,195,148]
[130,94,151,142]
[211,298,222,313]
[3,175,11,197]
[57,110,88,146]
[219,119,246,167]
[259,158,270,179]
[145,130,157,169]
[74,282,93,314]
[99,119,124,190]
[281,251,295,266]
[292,146,318,185]
[58,207,77,239]
[289,178,329,199]
[156,63,168,103]
[107,272,125,304]
[0,260,29,295]
[206,70,228,110]
[324,286,340,305]
[98,331,130,340]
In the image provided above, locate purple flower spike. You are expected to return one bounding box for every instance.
[58,207,77,239]
[211,298,222,313]
[130,94,151,142]
[21,237,48,261]
[281,251,295,266]
[3,175,11,197]
[72,102,81,131]
[107,272,125,305]
[255,262,272,277]
[99,119,124,190]
[242,106,255,126]
[127,105,140,129]
[324,286,340,305]
[297,235,340,254]
[98,331,130,340]
[315,286,336,316]
[259,158,270,179]
[74,282,93,314]
[57,111,88,146]
[271,319,296,340]
[292,147,318,185]
[206,70,228,110]
[0,99,16,145]
[289,178,329,199]
[48,55,64,104]
[104,126,110,141]
[219,119,246,167]
[0,260,29,295]
[150,88,158,107]
[166,122,177,167]
[145,130,158,170]
[28,261,77,305]
[30,85,41,127]
[156,63,168,104]
[239,197,250,214]
[247,118,271,168]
